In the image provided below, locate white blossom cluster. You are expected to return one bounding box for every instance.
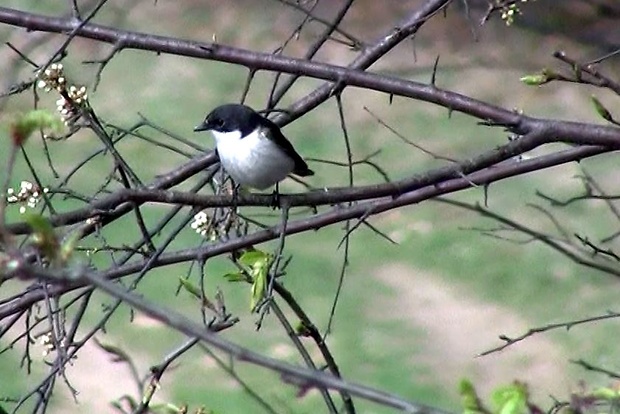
[6,180,48,214]
[499,0,533,26]
[37,63,66,92]
[37,63,88,127]
[190,211,210,237]
[38,332,67,357]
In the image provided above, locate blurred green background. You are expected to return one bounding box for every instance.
[2,1,620,413]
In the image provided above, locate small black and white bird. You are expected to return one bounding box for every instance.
[194,104,314,190]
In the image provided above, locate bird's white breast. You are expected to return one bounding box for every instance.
[212,129,295,189]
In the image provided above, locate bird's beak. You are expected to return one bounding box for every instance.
[194,122,209,132]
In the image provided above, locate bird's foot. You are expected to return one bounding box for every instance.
[231,182,241,212]
[270,189,281,209]
[269,183,283,209]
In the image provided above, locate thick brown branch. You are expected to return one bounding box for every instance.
[0,3,520,127]
[1,144,611,319]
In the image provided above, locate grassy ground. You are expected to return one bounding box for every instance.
[2,1,620,413]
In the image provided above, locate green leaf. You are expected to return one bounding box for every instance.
[233,248,274,311]
[520,69,559,86]
[24,212,59,261]
[11,110,63,146]
[59,226,83,263]
[459,378,485,414]
[0,404,9,414]
[591,95,614,122]
[491,382,528,414]
[23,212,55,238]
[250,265,267,312]
[519,73,547,86]
[295,320,312,337]
[591,386,619,400]
[239,249,269,267]
[223,272,247,282]
[179,277,202,299]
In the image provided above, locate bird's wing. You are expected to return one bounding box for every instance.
[259,118,314,176]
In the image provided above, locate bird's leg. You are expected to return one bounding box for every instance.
[270,183,281,209]
[221,178,240,234]
[231,180,241,212]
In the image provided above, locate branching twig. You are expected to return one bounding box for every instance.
[10,262,446,413]
[479,311,620,356]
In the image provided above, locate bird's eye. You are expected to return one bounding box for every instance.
[211,117,224,128]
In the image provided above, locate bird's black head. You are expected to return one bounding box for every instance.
[194,104,263,136]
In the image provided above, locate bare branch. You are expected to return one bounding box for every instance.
[479,311,620,356]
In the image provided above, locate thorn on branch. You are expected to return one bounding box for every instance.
[431,55,440,86]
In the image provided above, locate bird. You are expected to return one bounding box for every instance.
[194,104,314,191]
